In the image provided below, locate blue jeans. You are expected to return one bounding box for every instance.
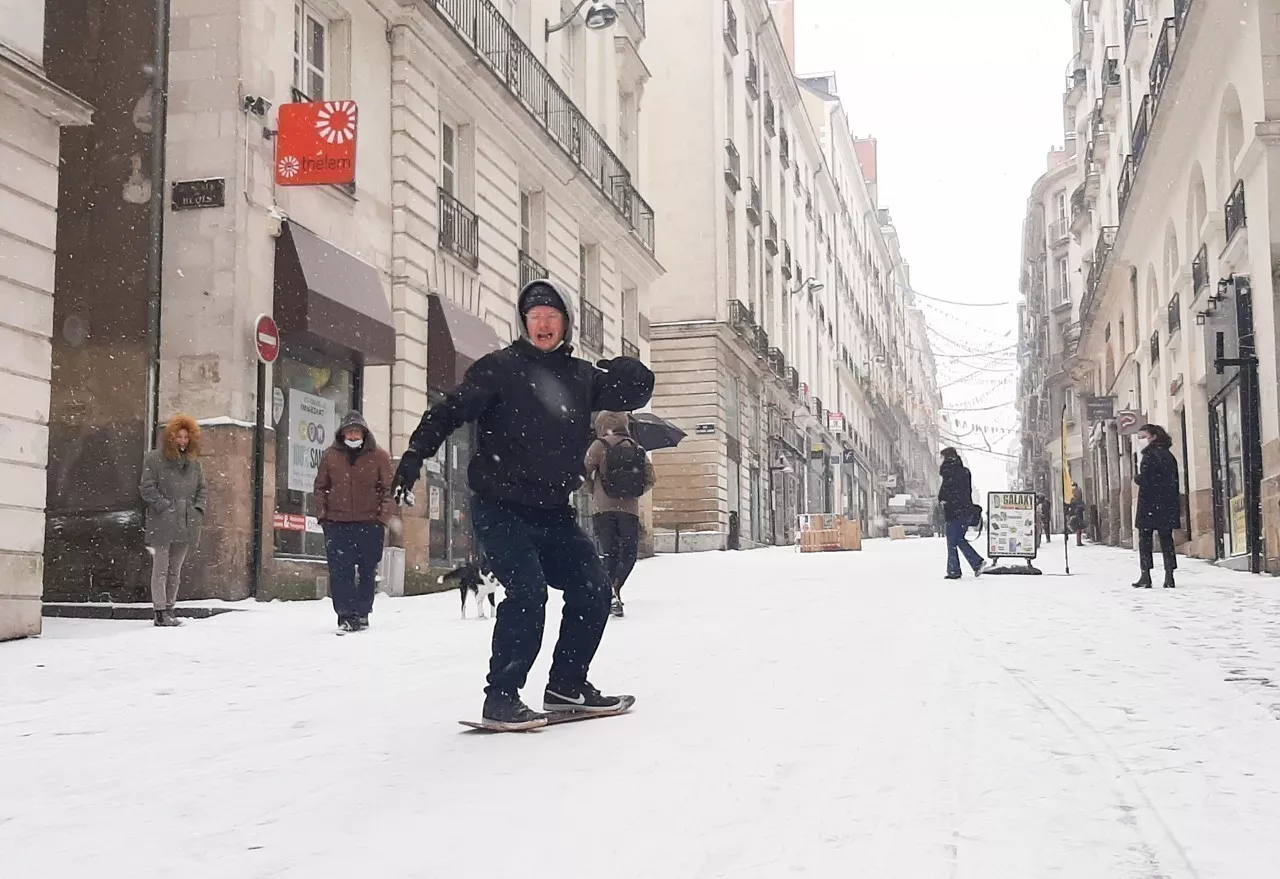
[945,519,984,577]
[472,495,611,698]
[323,521,385,620]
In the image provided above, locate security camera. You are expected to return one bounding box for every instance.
[243,95,272,117]
[267,205,288,238]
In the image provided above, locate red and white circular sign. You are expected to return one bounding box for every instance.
[255,314,280,364]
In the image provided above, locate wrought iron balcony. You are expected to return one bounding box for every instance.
[767,346,786,377]
[1132,95,1150,163]
[424,0,654,253]
[746,179,762,225]
[1149,329,1160,364]
[621,337,640,360]
[764,94,776,136]
[519,249,547,287]
[1225,178,1247,242]
[579,298,604,353]
[787,366,800,396]
[1167,291,1181,335]
[804,190,813,219]
[439,187,480,269]
[1150,17,1177,110]
[1117,154,1136,216]
[752,324,770,357]
[1083,225,1118,317]
[746,50,760,99]
[1192,242,1209,293]
[1124,0,1146,48]
[723,0,739,55]
[779,128,790,168]
[765,213,778,254]
[617,0,645,37]
[781,242,792,278]
[729,298,754,336]
[725,140,742,192]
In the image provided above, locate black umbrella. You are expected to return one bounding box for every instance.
[628,412,686,451]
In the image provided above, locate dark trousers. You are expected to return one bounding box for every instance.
[945,518,984,577]
[1138,528,1177,572]
[472,495,611,698]
[323,521,385,621]
[593,511,640,595]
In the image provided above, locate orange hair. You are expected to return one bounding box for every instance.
[162,413,201,459]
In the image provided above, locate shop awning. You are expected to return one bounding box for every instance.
[427,293,504,391]
[274,222,396,365]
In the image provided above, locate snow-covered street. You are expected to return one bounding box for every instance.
[6,540,1280,878]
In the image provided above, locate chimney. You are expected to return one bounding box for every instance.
[770,0,797,68]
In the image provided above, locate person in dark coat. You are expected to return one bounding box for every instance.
[1038,493,1052,544]
[937,447,987,579]
[1133,423,1181,588]
[1066,486,1085,545]
[392,279,654,730]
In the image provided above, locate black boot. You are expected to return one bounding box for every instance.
[1163,570,1176,589]
[1132,571,1153,589]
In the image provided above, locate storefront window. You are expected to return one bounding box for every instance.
[1216,388,1246,557]
[273,349,357,558]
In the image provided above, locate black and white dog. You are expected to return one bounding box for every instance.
[438,559,501,620]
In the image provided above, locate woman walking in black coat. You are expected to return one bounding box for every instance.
[1133,423,1181,588]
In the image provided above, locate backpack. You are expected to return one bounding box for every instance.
[600,438,648,499]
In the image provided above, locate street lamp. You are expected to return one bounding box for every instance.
[546,1,618,38]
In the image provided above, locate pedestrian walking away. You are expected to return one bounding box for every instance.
[1066,487,1086,546]
[139,414,207,627]
[314,411,394,631]
[392,278,655,730]
[1132,423,1181,589]
[1039,493,1052,544]
[584,410,656,618]
[938,447,987,579]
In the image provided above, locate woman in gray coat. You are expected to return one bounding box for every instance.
[139,414,207,627]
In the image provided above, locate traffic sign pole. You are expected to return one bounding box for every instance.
[250,314,278,598]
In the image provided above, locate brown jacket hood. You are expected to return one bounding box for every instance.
[594,411,630,439]
[162,413,201,459]
[334,410,378,450]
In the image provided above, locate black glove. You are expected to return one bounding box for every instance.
[393,451,424,507]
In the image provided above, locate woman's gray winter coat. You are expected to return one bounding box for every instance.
[139,449,207,547]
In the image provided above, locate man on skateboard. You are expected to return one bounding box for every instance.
[393,279,654,730]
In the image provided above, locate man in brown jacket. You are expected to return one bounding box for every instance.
[314,411,393,632]
[584,411,655,618]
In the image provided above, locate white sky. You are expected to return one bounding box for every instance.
[794,0,1073,495]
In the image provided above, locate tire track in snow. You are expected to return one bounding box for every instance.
[960,622,1199,879]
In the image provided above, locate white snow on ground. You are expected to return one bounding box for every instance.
[6,540,1280,878]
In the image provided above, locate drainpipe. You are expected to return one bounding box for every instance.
[143,0,172,448]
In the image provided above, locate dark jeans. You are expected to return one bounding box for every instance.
[472,495,611,698]
[1138,528,1177,572]
[593,511,640,595]
[323,521,385,621]
[945,518,984,577]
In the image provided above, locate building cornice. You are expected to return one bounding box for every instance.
[0,44,93,125]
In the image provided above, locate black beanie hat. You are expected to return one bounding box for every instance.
[519,282,567,317]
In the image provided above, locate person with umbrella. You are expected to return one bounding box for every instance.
[584,411,656,618]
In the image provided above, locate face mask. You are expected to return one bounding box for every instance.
[344,438,362,449]
[1134,437,1149,452]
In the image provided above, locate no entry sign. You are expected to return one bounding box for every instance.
[255,314,280,364]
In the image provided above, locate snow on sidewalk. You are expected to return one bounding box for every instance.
[4,540,1280,878]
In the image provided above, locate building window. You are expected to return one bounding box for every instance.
[293,2,329,100]
[441,121,457,196]
[727,206,738,297]
[273,347,359,559]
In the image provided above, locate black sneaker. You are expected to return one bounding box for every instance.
[356,615,369,629]
[610,598,624,618]
[482,693,548,730]
[338,618,358,632]
[543,681,624,714]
